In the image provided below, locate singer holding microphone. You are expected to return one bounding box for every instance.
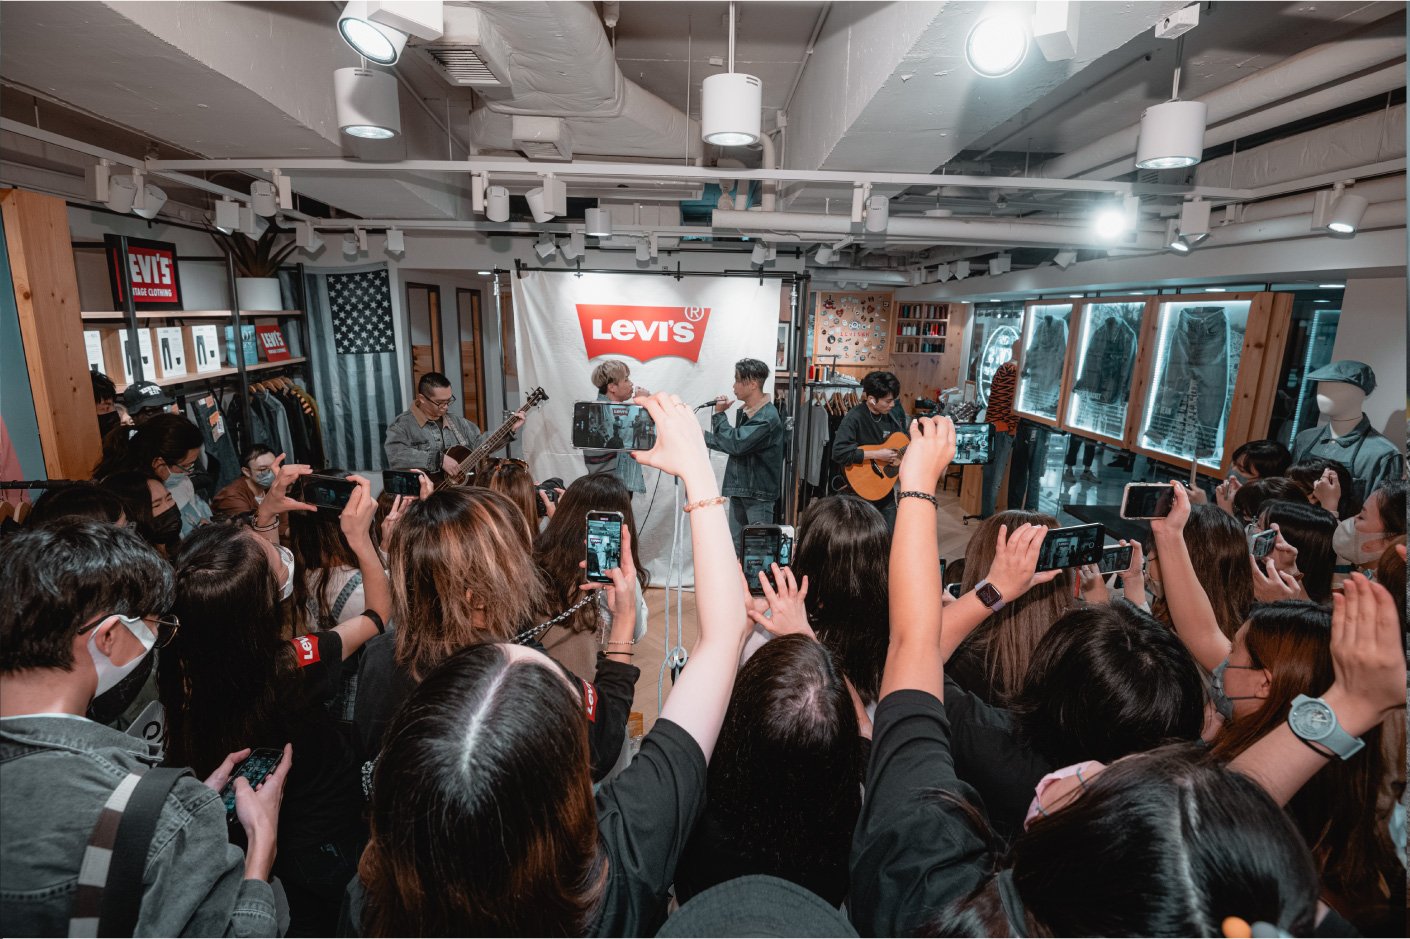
[583,359,650,494]
[702,357,786,556]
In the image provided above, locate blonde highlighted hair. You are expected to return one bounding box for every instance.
[590,359,629,393]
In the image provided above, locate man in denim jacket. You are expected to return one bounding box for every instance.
[705,358,786,555]
[0,521,287,937]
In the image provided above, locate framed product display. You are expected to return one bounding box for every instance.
[966,302,1023,406]
[812,290,892,367]
[154,326,188,378]
[1013,302,1075,427]
[1062,300,1150,446]
[1130,292,1292,476]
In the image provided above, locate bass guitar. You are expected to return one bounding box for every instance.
[433,387,549,488]
[842,431,910,502]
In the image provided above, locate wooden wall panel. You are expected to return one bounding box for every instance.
[1,189,101,479]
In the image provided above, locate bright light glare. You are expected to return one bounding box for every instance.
[1328,221,1356,234]
[1142,155,1199,170]
[706,131,758,147]
[339,17,397,64]
[1094,208,1127,239]
[344,125,396,139]
[1169,238,1190,253]
[966,15,1029,78]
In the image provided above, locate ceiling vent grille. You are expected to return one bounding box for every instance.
[419,6,511,88]
[511,116,573,162]
[424,45,507,86]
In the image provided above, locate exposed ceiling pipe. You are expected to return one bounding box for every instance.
[1040,24,1407,181]
[781,2,832,118]
[1234,174,1403,223]
[758,132,778,211]
[1203,198,1404,246]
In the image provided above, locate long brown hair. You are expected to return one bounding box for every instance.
[482,459,538,541]
[288,469,360,633]
[956,509,1073,704]
[358,644,607,935]
[533,474,647,635]
[388,488,544,682]
[1151,504,1254,640]
[1209,602,1397,926]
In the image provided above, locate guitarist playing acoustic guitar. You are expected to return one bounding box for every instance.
[832,370,909,531]
[385,371,527,477]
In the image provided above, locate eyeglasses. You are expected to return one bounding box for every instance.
[422,394,456,410]
[170,457,199,474]
[79,612,181,649]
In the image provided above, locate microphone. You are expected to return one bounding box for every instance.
[695,399,722,411]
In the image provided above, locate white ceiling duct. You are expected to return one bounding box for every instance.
[511,115,572,161]
[417,3,512,87]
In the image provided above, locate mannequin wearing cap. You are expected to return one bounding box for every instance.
[1291,361,1404,499]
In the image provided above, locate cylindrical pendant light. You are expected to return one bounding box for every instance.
[334,67,401,139]
[485,186,510,222]
[585,207,613,237]
[1135,99,1207,169]
[525,186,555,223]
[702,73,762,146]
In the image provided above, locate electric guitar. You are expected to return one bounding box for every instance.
[843,431,910,502]
[432,387,549,489]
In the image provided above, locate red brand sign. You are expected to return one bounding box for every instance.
[576,304,710,363]
[104,235,184,310]
[256,325,290,361]
[290,634,321,667]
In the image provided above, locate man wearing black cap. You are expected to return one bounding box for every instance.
[1292,360,1404,497]
[121,381,175,427]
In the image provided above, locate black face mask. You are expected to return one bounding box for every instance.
[86,648,155,726]
[151,505,182,542]
[97,411,121,437]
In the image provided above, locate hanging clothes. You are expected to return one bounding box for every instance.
[187,394,241,490]
[1021,316,1067,414]
[1149,306,1229,453]
[1073,317,1135,406]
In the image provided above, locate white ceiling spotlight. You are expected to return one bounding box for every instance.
[357,229,370,253]
[239,203,268,240]
[86,159,112,203]
[1093,195,1140,240]
[636,241,652,262]
[562,230,586,261]
[1136,14,1207,170]
[1166,219,1190,254]
[701,2,762,146]
[814,244,835,265]
[105,174,137,214]
[1032,0,1079,62]
[294,220,324,253]
[750,242,768,265]
[1315,183,1369,236]
[1168,197,1210,252]
[935,263,953,282]
[584,207,613,238]
[130,174,167,220]
[250,179,278,218]
[1052,249,1077,269]
[343,233,360,259]
[337,0,418,66]
[485,186,510,223]
[649,232,660,259]
[954,260,971,280]
[385,228,405,257]
[334,67,402,139]
[525,176,567,224]
[864,194,890,233]
[966,13,1029,78]
[989,253,1012,275]
[535,236,558,260]
[272,169,294,211]
[212,198,241,234]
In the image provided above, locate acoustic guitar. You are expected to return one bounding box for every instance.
[433,387,549,488]
[843,431,910,502]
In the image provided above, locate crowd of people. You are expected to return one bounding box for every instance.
[1,381,1406,938]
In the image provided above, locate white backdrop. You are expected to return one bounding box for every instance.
[513,271,782,584]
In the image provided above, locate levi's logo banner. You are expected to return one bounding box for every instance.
[290,635,321,667]
[581,679,599,723]
[576,304,711,363]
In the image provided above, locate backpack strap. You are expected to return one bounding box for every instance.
[329,571,365,625]
[69,766,189,938]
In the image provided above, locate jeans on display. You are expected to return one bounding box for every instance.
[1007,420,1050,513]
[981,431,1015,517]
[728,496,777,559]
[1150,307,1228,454]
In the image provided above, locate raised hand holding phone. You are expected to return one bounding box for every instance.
[1251,555,1305,602]
[987,523,1062,599]
[254,454,315,533]
[897,416,957,492]
[1148,482,1190,539]
[338,476,377,549]
[749,564,814,639]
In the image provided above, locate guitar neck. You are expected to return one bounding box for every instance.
[456,412,522,472]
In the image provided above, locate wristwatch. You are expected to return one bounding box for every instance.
[974,579,1005,613]
[1287,694,1365,760]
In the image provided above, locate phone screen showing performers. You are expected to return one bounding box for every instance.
[742,525,793,597]
[1097,543,1135,575]
[952,422,994,465]
[572,401,657,451]
[1035,523,1105,572]
[585,511,624,584]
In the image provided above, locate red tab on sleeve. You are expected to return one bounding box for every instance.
[290,634,321,667]
[581,679,598,723]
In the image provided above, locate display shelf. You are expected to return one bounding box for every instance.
[894,302,952,355]
[113,356,307,393]
[81,309,303,321]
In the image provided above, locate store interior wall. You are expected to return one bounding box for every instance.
[0,218,46,482]
[1335,275,1407,448]
[396,267,506,433]
[68,208,230,310]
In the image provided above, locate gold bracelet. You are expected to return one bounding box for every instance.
[683,496,727,513]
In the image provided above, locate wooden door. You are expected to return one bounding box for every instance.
[456,288,487,427]
[404,282,443,382]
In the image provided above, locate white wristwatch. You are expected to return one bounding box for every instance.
[1287,694,1365,760]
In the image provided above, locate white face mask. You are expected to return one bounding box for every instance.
[87,615,157,698]
[1332,516,1385,565]
[277,544,296,601]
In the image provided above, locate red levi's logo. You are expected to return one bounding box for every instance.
[290,635,321,667]
[576,304,711,363]
[581,680,599,723]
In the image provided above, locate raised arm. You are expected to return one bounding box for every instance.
[632,393,747,760]
[1230,574,1404,805]
[939,523,1058,662]
[250,454,314,545]
[1149,482,1231,671]
[331,477,391,658]
[880,417,956,701]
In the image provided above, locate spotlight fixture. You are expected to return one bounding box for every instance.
[584,207,612,237]
[337,0,409,65]
[751,242,768,265]
[1166,220,1190,254]
[105,174,137,214]
[864,194,890,233]
[989,253,1012,275]
[385,228,405,257]
[954,260,971,280]
[131,182,167,220]
[1052,249,1077,269]
[272,170,294,211]
[966,14,1029,78]
[535,237,558,260]
[86,159,111,203]
[935,263,953,282]
[814,244,835,265]
[636,242,651,262]
[1094,195,1139,240]
[525,177,567,224]
[357,228,369,252]
[212,198,241,234]
[239,204,268,240]
[334,67,401,139]
[701,3,762,146]
[562,230,585,260]
[294,220,324,253]
[250,180,278,218]
[343,233,360,258]
[649,232,660,259]
[485,186,510,223]
[1135,100,1207,169]
[1178,198,1211,245]
[1328,192,1368,235]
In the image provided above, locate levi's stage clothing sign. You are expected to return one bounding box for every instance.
[577,304,711,363]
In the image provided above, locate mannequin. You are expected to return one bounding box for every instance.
[1291,361,1404,500]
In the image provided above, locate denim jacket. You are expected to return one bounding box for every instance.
[705,402,786,501]
[0,716,279,937]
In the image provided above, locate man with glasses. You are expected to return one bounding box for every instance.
[0,519,288,935]
[385,372,519,476]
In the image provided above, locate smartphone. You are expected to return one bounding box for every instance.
[1248,528,1277,560]
[300,474,355,511]
[382,469,422,497]
[945,583,962,599]
[1098,544,1135,575]
[1036,523,1106,572]
[952,422,995,465]
[585,510,624,584]
[220,748,283,822]
[572,401,658,452]
[742,524,795,597]
[1120,482,1175,520]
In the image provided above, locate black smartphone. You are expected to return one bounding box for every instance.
[585,510,624,584]
[1098,543,1135,575]
[535,477,565,519]
[220,747,283,822]
[382,469,422,497]
[1036,523,1106,572]
[300,474,355,511]
[572,401,658,451]
[742,524,795,597]
[1248,528,1277,560]
[1120,482,1175,520]
[945,583,962,599]
[952,422,995,465]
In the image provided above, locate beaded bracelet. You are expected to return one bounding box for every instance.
[683,495,727,513]
[898,490,939,507]
[252,515,279,532]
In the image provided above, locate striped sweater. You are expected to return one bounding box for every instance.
[986,361,1018,434]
